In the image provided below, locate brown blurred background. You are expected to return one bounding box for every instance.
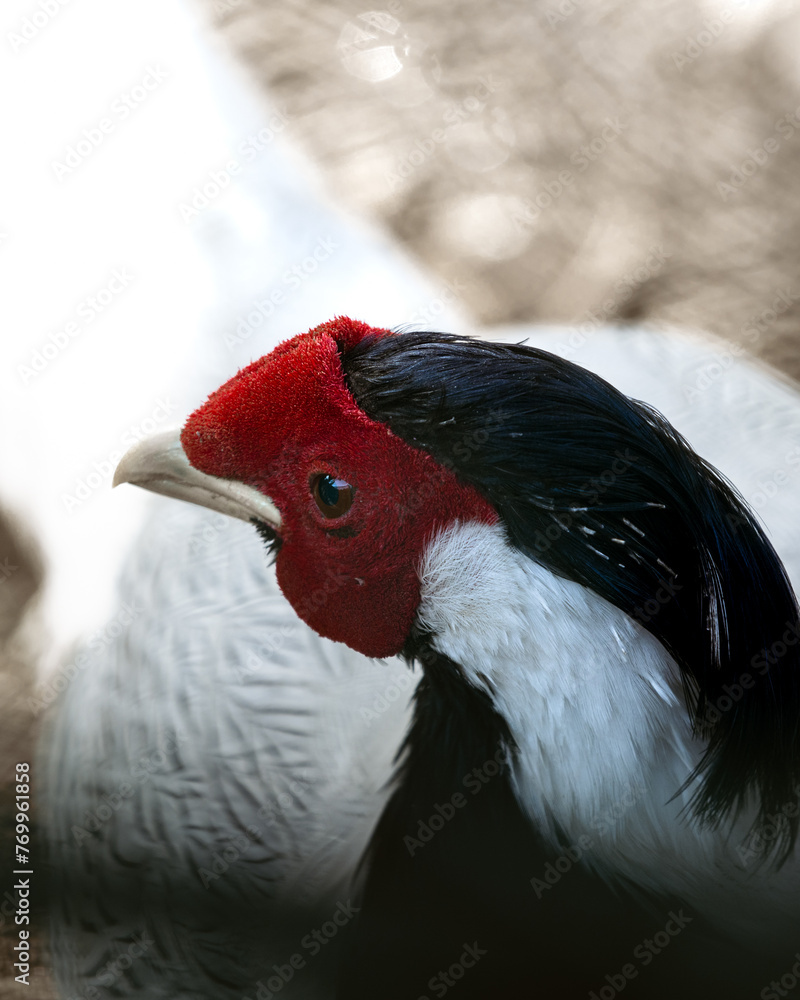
[206,0,800,374]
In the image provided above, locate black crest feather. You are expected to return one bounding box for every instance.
[340,330,800,861]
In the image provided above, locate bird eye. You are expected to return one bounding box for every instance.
[311,474,354,518]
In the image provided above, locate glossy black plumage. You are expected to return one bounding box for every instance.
[340,330,800,861]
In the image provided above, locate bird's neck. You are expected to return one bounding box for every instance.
[409,519,800,952]
[342,642,678,996]
[338,646,544,995]
[415,520,706,882]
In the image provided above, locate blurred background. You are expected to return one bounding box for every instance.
[210,0,800,369]
[1,0,799,993]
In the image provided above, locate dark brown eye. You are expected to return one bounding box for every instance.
[311,474,354,518]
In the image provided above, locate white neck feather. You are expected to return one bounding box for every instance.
[415,520,799,945]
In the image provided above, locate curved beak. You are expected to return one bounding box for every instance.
[113,428,282,530]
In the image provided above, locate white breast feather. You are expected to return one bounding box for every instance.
[416,519,800,948]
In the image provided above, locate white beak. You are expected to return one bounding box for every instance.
[112,428,282,530]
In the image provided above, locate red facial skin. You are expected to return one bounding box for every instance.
[181,317,497,658]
